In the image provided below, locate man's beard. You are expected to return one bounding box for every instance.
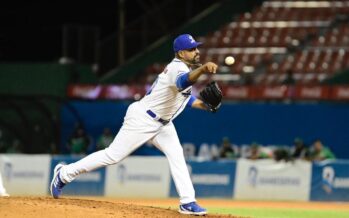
[189,55,200,65]
[189,56,202,68]
[180,54,201,68]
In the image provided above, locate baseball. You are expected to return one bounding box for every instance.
[225,56,235,65]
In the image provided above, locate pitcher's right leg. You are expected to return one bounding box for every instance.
[50,103,160,198]
[50,127,156,198]
[51,122,158,197]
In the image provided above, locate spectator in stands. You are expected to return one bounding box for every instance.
[96,128,113,150]
[291,137,309,159]
[308,139,336,161]
[273,147,291,162]
[282,69,296,85]
[219,137,238,159]
[247,142,271,160]
[67,124,90,154]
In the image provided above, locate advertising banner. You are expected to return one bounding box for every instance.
[310,160,349,201]
[50,155,106,196]
[0,154,51,195]
[224,86,251,99]
[258,86,289,99]
[68,84,349,101]
[234,159,311,201]
[169,160,236,198]
[331,86,349,100]
[105,157,171,198]
[294,86,329,100]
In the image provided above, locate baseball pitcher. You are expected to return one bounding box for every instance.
[50,34,222,216]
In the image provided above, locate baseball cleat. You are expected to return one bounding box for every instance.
[179,201,207,216]
[50,163,66,199]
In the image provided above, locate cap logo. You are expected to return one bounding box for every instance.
[188,35,195,43]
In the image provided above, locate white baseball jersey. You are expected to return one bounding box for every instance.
[58,57,197,204]
[140,58,192,120]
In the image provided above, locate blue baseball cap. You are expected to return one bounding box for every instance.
[173,34,203,52]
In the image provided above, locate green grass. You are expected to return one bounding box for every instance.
[208,207,349,218]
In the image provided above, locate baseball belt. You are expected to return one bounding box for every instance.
[146,110,170,125]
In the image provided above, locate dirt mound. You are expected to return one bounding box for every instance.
[0,197,239,218]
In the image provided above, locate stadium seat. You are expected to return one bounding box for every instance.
[139,0,349,85]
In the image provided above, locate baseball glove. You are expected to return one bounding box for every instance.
[199,81,222,113]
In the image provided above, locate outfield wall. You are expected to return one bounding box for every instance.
[61,101,349,159]
[1,154,348,201]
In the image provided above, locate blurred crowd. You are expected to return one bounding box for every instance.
[181,136,336,162]
[187,136,336,162]
[0,124,336,162]
[65,124,113,155]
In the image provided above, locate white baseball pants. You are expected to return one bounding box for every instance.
[59,101,196,204]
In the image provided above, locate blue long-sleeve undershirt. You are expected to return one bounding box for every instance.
[176,73,193,90]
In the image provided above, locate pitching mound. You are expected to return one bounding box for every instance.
[0,197,239,218]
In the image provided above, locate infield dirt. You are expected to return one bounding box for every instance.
[0,197,241,218]
[1,196,348,218]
